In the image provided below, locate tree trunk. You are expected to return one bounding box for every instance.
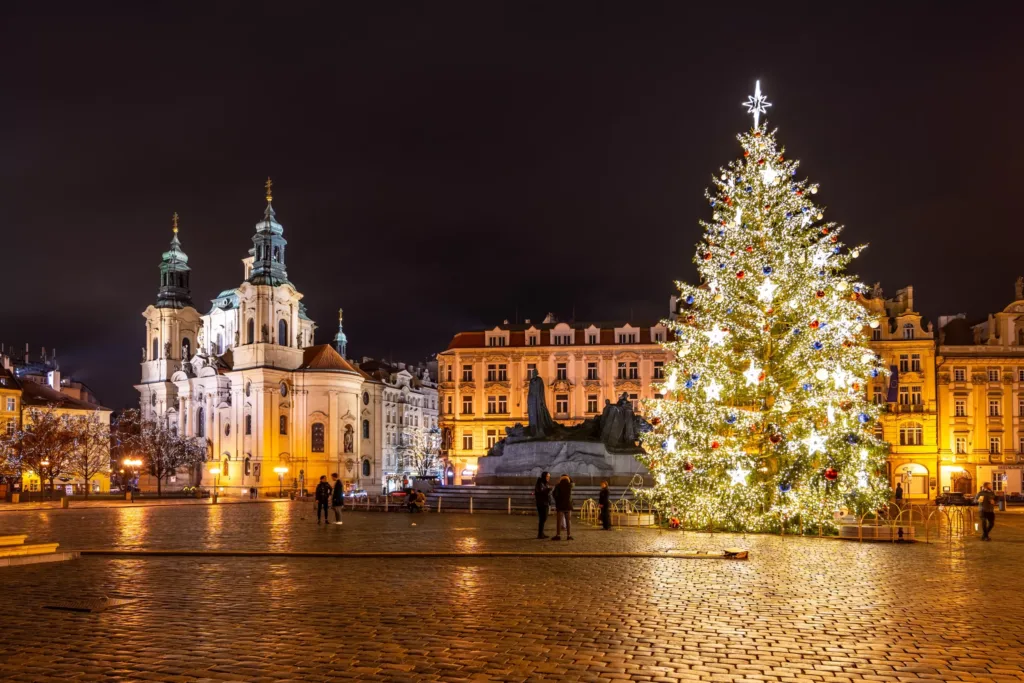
[156,467,163,497]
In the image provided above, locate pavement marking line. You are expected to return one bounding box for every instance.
[78,549,749,559]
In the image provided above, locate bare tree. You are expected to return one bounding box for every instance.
[67,412,110,498]
[116,409,207,497]
[2,405,79,498]
[397,427,442,479]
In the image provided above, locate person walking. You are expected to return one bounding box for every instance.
[330,473,344,525]
[534,472,551,539]
[551,474,574,541]
[314,475,332,525]
[598,481,612,530]
[977,482,996,541]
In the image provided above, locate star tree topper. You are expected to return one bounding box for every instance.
[742,80,772,129]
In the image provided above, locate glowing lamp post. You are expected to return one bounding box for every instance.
[209,467,221,504]
[123,458,142,502]
[273,466,288,497]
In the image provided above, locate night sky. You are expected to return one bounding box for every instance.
[2,3,1022,409]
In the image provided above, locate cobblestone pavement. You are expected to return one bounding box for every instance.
[2,505,1024,681]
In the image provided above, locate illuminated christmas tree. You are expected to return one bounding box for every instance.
[639,82,890,533]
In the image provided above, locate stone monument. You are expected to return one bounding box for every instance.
[476,375,652,485]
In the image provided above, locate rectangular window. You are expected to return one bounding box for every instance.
[5,419,14,436]
[1019,369,1024,382]
[653,361,664,380]
[873,387,884,405]
[487,396,496,414]
[29,480,38,492]
[910,354,921,372]
[446,365,452,382]
[990,436,1001,454]
[899,354,909,373]
[462,431,473,451]
[910,386,922,405]
[488,336,506,347]
[587,333,598,344]
[903,325,914,340]
[245,414,252,435]
[487,365,497,381]
[446,396,453,415]
[1020,436,1024,455]
[898,386,909,405]
[954,367,966,382]
[993,473,1005,492]
[5,397,14,412]
[989,368,1000,382]
[872,329,881,341]
[617,333,637,344]
[462,365,473,382]
[555,394,568,415]
[498,395,507,414]
[955,436,967,454]
[617,362,627,380]
[497,364,507,381]
[556,363,567,380]
[628,361,639,380]
[587,362,598,380]
[552,334,571,345]
[486,429,497,449]
[528,335,538,346]
[629,393,639,410]
[527,363,537,379]
[955,399,966,417]
[587,395,598,413]
[989,399,1001,417]
[653,331,664,342]
[279,415,287,435]
[1019,398,1024,417]
[462,396,473,415]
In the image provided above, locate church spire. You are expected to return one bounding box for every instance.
[156,212,193,309]
[333,308,348,358]
[248,177,290,286]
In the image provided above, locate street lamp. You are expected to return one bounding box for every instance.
[273,466,288,497]
[123,458,142,502]
[209,467,221,504]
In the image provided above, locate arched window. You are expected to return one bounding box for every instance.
[151,338,159,361]
[245,414,252,435]
[182,337,191,360]
[902,323,915,340]
[273,246,281,262]
[311,423,325,452]
[244,456,251,476]
[222,456,230,479]
[362,419,370,439]
[278,319,288,347]
[247,318,255,345]
[899,422,923,446]
[362,459,371,477]
[279,415,287,435]
[216,333,224,355]
[195,407,205,437]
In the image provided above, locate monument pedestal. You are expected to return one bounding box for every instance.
[476,440,650,486]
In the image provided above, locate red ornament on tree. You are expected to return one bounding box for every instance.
[651,416,661,426]
[743,150,750,157]
[815,290,825,298]
[711,441,720,450]
[821,227,829,235]
[684,462,694,472]
[703,252,713,261]
[769,433,782,444]
[824,468,839,481]
[745,245,753,252]
[809,320,820,329]
[736,271,745,279]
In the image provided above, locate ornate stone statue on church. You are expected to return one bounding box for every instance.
[164,341,172,359]
[296,332,302,348]
[234,330,239,347]
[343,426,354,454]
[261,323,269,343]
[141,346,147,362]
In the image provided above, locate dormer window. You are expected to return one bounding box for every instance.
[902,323,915,340]
[617,333,637,344]
[485,328,509,348]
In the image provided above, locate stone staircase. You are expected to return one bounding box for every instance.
[0,534,78,567]
[424,484,640,512]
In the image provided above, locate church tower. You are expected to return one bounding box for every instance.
[248,178,290,287]
[334,308,348,358]
[137,214,202,424]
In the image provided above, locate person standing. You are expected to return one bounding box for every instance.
[314,475,332,525]
[598,481,612,530]
[330,473,344,525]
[894,482,903,503]
[551,474,574,541]
[977,482,996,541]
[534,472,551,539]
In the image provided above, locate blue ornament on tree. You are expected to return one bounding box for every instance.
[725,414,737,424]
[778,482,792,493]
[685,295,695,305]
[811,341,823,351]
[746,186,753,193]
[833,246,841,254]
[870,368,880,378]
[858,413,871,424]
[846,434,860,444]
[802,383,813,391]
[690,372,700,381]
[684,379,694,389]
[762,266,772,275]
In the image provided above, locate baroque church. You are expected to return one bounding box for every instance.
[136,182,385,495]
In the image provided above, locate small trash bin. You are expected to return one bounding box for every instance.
[61,497,70,509]
[11,493,19,504]
[998,497,1006,511]
[125,491,132,501]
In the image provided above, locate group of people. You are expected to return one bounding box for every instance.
[533,472,614,540]
[313,474,345,525]
[895,481,1000,541]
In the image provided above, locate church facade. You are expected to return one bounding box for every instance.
[135,187,385,495]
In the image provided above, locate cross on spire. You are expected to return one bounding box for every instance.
[742,80,772,130]
[265,177,273,203]
[172,212,179,234]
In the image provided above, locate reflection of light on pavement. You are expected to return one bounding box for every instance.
[117,506,147,549]
[455,536,479,552]
[205,503,223,550]
[269,501,293,551]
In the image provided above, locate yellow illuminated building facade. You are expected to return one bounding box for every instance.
[862,286,939,500]
[437,316,673,484]
[935,278,1024,497]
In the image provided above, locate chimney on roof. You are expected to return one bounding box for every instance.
[524,318,530,325]
[503,319,509,325]
[542,312,558,324]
